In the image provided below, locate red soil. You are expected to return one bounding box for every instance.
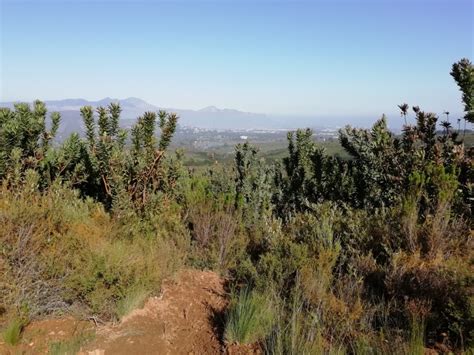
[0,269,256,355]
[83,269,228,354]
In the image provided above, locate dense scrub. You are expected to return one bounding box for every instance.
[0,59,473,353]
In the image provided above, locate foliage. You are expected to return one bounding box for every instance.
[0,59,472,352]
[451,58,474,123]
[234,142,273,226]
[0,101,60,184]
[77,105,179,211]
[0,179,188,322]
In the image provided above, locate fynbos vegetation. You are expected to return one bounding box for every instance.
[0,59,473,353]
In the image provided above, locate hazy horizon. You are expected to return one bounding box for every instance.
[1,0,472,119]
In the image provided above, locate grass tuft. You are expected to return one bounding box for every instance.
[408,317,425,355]
[49,330,95,355]
[224,288,274,344]
[116,286,150,319]
[2,318,24,346]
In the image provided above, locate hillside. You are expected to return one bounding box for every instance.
[0,59,473,354]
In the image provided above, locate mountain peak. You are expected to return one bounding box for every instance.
[122,97,148,105]
[199,106,220,113]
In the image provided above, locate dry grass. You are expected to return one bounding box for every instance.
[0,180,189,326]
[188,201,245,271]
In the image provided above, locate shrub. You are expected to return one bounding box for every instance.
[0,180,189,321]
[385,251,474,348]
[0,101,60,182]
[186,196,246,272]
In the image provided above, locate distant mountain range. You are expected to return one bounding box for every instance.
[0,97,395,134]
[1,97,281,131]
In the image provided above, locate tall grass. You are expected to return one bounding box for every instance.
[264,281,326,355]
[225,288,274,344]
[1,318,24,346]
[116,286,150,319]
[265,306,322,355]
[407,317,425,355]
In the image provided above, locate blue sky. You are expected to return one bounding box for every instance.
[1,0,472,117]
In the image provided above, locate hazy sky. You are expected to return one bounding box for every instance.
[1,0,472,117]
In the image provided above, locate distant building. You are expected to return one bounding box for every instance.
[240,135,248,140]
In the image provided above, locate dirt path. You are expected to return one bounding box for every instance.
[84,269,227,355]
[0,269,230,355]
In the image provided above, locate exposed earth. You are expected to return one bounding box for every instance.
[0,269,260,355]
